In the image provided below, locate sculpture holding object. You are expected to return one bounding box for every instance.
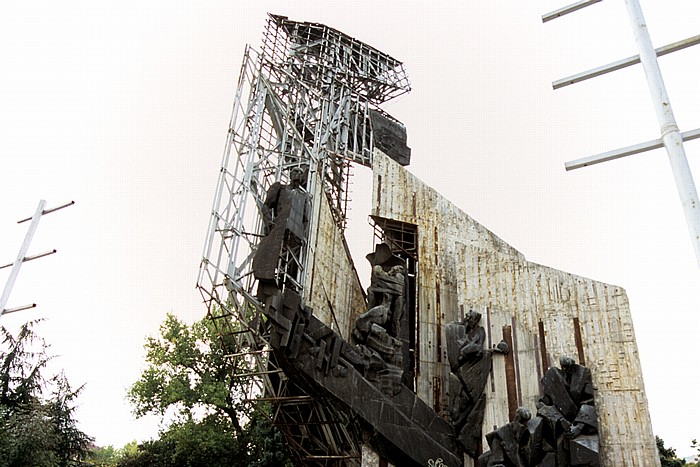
[351,243,407,396]
[478,356,600,467]
[446,310,509,458]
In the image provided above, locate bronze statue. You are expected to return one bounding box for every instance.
[480,407,532,467]
[446,310,508,458]
[351,243,407,396]
[354,264,405,340]
[252,166,309,302]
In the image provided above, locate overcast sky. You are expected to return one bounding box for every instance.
[1,0,699,458]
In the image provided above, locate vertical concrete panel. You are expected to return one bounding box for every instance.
[371,150,659,466]
[304,180,366,340]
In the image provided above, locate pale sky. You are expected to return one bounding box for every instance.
[1,0,699,458]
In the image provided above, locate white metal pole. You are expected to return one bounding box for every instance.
[624,0,700,266]
[0,200,46,314]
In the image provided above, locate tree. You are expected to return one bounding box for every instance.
[87,441,138,466]
[0,320,92,467]
[87,444,121,466]
[657,436,686,467]
[687,439,700,467]
[126,314,291,466]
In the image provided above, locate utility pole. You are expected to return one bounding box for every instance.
[0,200,74,317]
[544,0,700,267]
[623,0,700,263]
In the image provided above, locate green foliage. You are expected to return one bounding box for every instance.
[127,315,241,428]
[687,439,700,467]
[87,441,139,466]
[125,314,291,467]
[0,320,92,467]
[657,436,686,467]
[87,444,121,466]
[118,415,264,467]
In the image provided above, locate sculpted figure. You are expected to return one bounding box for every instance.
[446,310,508,458]
[351,243,407,396]
[252,167,309,301]
[456,311,486,364]
[259,167,307,237]
[540,356,595,421]
[354,264,405,340]
[365,243,406,338]
[535,356,600,466]
[480,407,532,467]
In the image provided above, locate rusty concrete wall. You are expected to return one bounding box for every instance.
[371,150,658,466]
[303,177,366,340]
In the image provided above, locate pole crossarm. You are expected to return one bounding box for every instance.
[1,201,46,314]
[2,304,37,315]
[0,249,57,270]
[542,0,603,23]
[553,34,700,90]
[17,200,74,224]
[565,127,700,170]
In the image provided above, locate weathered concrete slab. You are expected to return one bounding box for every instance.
[371,149,658,466]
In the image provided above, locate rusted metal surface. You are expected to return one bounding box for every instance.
[538,320,549,370]
[511,316,523,407]
[502,325,518,421]
[433,376,442,414]
[371,150,659,465]
[435,282,442,364]
[486,307,496,394]
[573,316,586,367]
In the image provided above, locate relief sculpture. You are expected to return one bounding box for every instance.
[479,356,600,467]
[446,310,508,458]
[352,243,407,396]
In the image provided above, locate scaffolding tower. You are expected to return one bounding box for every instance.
[197,14,409,464]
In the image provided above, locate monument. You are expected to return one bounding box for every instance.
[197,14,659,466]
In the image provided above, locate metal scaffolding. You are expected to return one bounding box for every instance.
[197,14,409,464]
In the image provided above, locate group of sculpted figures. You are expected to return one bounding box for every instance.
[250,167,408,395]
[351,258,601,466]
[478,354,600,467]
[447,311,600,465]
[351,243,406,396]
[251,167,600,465]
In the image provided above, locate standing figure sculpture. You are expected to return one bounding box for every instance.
[252,166,309,303]
[446,310,508,458]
